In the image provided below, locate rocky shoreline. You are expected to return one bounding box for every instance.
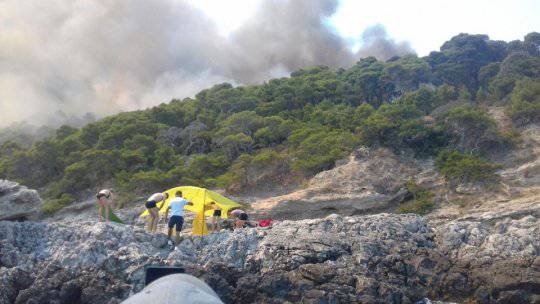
[1,209,538,304]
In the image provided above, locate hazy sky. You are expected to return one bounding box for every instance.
[188,0,540,55]
[0,0,538,127]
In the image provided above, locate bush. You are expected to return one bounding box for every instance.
[216,151,289,192]
[118,170,173,195]
[289,128,359,174]
[441,105,509,155]
[396,181,435,215]
[396,199,435,215]
[436,150,502,185]
[42,194,74,214]
[360,102,449,156]
[507,78,540,125]
[115,192,138,209]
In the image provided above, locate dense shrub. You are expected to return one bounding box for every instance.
[435,150,502,185]
[396,181,435,215]
[507,78,540,125]
[42,194,74,214]
[288,128,359,174]
[440,106,510,156]
[117,170,174,195]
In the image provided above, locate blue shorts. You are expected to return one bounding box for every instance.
[168,215,184,231]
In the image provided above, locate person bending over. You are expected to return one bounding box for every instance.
[146,192,169,233]
[165,191,193,247]
[229,209,248,229]
[96,189,113,222]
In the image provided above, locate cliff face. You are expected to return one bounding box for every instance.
[251,147,433,220]
[1,207,538,304]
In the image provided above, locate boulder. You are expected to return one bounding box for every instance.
[0,179,42,221]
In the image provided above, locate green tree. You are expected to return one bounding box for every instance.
[507,78,540,125]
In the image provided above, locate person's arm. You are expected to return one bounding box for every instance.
[164,206,170,220]
[158,196,166,211]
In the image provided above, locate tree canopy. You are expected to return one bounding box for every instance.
[0,32,538,202]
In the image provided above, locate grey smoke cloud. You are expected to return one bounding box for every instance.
[0,0,414,127]
[356,24,414,59]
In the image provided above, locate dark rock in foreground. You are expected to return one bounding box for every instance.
[0,211,538,304]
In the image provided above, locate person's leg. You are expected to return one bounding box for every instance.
[147,211,152,232]
[175,230,180,245]
[167,226,173,240]
[149,209,155,233]
[210,216,216,232]
[104,203,110,222]
[167,217,174,246]
[151,208,160,233]
[98,204,104,222]
[174,217,184,245]
[148,209,156,233]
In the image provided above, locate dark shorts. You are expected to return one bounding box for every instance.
[238,213,248,221]
[168,215,184,231]
[213,210,222,217]
[145,200,157,209]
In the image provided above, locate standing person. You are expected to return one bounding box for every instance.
[165,191,193,247]
[146,192,169,233]
[229,209,248,229]
[209,202,222,233]
[96,189,113,222]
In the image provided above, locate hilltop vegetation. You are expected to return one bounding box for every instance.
[0,33,539,206]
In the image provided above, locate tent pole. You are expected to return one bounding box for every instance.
[202,190,206,236]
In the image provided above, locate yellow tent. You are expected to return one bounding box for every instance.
[139,186,242,236]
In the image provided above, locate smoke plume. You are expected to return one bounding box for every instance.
[0,0,414,126]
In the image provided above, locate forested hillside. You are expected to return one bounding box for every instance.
[1,33,539,211]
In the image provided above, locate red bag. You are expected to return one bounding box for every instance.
[258,219,273,227]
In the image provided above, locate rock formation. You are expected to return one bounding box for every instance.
[251,148,436,220]
[1,207,538,304]
[0,180,42,221]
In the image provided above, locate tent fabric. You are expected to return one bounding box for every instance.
[139,186,242,235]
[140,186,241,219]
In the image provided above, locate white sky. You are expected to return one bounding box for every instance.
[185,0,540,56]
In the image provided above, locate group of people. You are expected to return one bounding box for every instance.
[96,189,251,247]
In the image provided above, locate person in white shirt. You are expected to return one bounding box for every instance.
[145,192,169,233]
[164,191,193,246]
[96,189,113,222]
